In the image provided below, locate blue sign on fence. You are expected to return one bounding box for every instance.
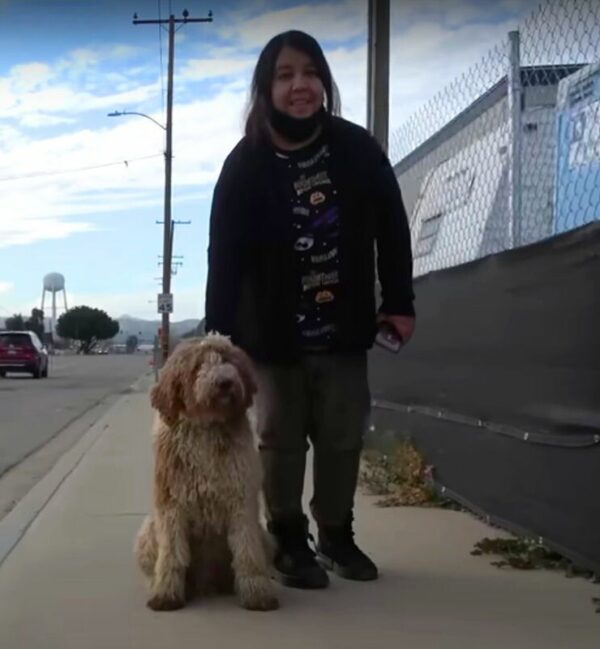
[555,62,600,235]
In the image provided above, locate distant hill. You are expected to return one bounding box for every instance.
[113,316,201,344]
[0,315,201,343]
[181,318,206,339]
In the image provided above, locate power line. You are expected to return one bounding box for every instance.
[0,153,163,182]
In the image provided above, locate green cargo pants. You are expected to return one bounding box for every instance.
[254,352,371,527]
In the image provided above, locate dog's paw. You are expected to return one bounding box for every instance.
[241,592,280,611]
[237,576,280,612]
[146,594,186,611]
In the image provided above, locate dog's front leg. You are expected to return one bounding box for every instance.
[147,507,190,611]
[228,512,279,611]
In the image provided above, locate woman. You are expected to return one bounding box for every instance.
[205,30,415,590]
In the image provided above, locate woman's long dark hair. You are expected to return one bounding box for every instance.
[245,30,341,142]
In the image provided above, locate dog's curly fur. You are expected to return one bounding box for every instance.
[134,333,278,612]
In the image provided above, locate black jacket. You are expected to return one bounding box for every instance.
[204,115,414,363]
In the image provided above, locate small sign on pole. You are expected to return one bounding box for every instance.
[157,293,173,314]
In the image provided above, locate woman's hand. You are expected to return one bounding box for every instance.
[377,313,416,345]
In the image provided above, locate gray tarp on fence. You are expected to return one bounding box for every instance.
[368,222,600,573]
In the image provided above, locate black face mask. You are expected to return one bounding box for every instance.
[268,105,326,143]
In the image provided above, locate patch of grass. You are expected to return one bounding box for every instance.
[472,537,600,612]
[472,537,569,571]
[359,441,456,508]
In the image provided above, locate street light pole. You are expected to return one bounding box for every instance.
[106,111,166,130]
[107,107,171,363]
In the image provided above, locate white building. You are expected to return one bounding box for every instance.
[394,64,583,278]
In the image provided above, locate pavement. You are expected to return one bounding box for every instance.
[0,372,598,649]
[0,353,151,523]
[0,353,150,477]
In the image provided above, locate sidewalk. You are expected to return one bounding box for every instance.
[0,373,598,649]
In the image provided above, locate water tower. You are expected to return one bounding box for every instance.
[41,273,68,336]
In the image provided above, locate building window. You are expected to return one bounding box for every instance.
[415,212,443,257]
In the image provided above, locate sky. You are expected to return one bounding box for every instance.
[0,0,541,324]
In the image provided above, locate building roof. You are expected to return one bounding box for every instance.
[393,64,585,175]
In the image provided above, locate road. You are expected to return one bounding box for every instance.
[0,353,151,479]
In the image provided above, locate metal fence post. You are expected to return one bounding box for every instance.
[508,30,523,249]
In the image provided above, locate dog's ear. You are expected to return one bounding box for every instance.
[150,363,185,427]
[228,346,258,405]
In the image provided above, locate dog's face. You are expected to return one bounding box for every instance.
[150,334,257,427]
[191,348,248,422]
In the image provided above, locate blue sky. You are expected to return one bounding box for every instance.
[0,0,539,323]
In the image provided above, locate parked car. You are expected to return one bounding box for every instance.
[0,331,49,379]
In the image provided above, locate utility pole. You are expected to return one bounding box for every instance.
[133,9,213,365]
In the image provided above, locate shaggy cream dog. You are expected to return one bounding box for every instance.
[134,334,279,612]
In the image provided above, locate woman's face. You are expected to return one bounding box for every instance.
[271,46,325,118]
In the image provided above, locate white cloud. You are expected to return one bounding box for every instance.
[219,0,366,49]
[0,81,161,128]
[68,48,101,68]
[327,44,367,125]
[19,113,76,128]
[169,89,252,183]
[3,81,161,123]
[0,124,24,149]
[0,212,97,249]
[59,44,146,71]
[0,44,160,127]
[180,56,254,82]
[0,79,12,111]
[391,0,534,28]
[0,282,14,294]
[0,82,250,252]
[388,15,524,152]
[387,0,537,128]
[8,62,54,92]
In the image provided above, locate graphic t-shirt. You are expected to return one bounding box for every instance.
[274,136,340,351]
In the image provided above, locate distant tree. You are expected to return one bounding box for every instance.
[56,306,119,354]
[5,314,26,330]
[25,308,45,339]
[126,335,139,354]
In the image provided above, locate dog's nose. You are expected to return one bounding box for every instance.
[217,377,233,392]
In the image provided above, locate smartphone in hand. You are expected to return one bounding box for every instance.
[375,323,403,353]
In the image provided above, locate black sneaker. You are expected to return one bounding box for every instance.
[267,515,329,589]
[316,514,378,581]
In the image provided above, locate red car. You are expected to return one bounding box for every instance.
[0,331,49,379]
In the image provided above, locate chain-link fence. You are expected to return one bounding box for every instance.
[389,0,600,278]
